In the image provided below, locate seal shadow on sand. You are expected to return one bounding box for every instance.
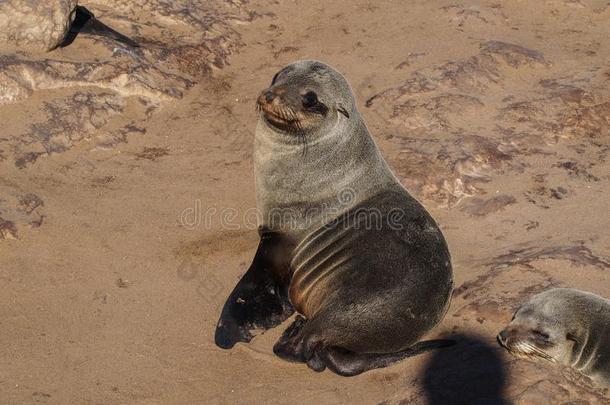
[419,334,508,405]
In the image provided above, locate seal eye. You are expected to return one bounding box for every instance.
[302,91,318,108]
[532,330,549,340]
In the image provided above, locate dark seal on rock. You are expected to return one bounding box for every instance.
[0,0,138,52]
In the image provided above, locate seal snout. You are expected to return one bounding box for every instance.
[256,86,304,131]
[257,87,287,110]
[257,86,285,105]
[256,88,278,112]
[497,328,510,347]
[263,89,276,103]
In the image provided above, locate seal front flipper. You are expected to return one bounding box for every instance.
[215,230,295,349]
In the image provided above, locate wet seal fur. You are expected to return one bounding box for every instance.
[498,288,610,387]
[215,60,454,376]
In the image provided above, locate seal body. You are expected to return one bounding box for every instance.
[498,288,610,387]
[215,60,453,376]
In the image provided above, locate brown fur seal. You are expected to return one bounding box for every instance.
[498,288,610,387]
[215,60,454,376]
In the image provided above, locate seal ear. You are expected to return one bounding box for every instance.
[337,105,350,119]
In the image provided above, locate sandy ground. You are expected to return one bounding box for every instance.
[1,0,609,403]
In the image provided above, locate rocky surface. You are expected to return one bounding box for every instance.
[0,0,258,239]
[0,0,77,51]
[366,40,610,206]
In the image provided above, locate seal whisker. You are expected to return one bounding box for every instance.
[280,107,294,122]
[278,108,288,120]
[299,131,308,156]
[520,342,553,361]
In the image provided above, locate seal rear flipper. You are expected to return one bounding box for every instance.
[60,6,139,48]
[317,339,456,377]
[215,234,294,349]
[272,315,308,362]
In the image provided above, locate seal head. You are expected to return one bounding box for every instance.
[498,288,610,386]
[253,61,398,237]
[256,60,351,135]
